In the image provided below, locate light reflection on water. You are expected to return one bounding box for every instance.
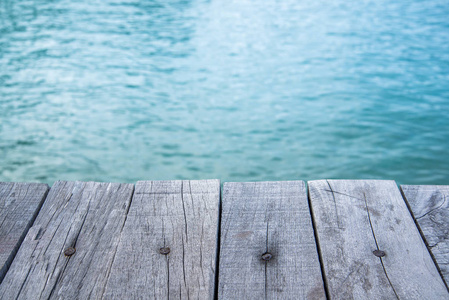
[1,0,449,185]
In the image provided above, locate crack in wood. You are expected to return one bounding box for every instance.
[325,180,342,229]
[180,182,189,297]
[181,182,188,243]
[200,221,205,283]
[166,255,170,300]
[42,218,73,298]
[429,241,440,248]
[363,192,399,300]
[100,184,134,299]
[47,258,70,300]
[15,266,31,300]
[72,202,90,248]
[265,221,269,300]
[323,189,362,201]
[416,195,446,220]
[181,233,187,291]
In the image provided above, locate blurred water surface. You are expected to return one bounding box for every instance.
[1,0,449,185]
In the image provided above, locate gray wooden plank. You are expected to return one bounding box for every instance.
[0,181,134,299]
[102,179,220,299]
[308,180,448,299]
[0,182,49,283]
[401,185,449,287]
[218,181,326,300]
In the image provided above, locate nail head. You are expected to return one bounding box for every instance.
[159,247,170,255]
[261,252,272,261]
[64,247,76,257]
[373,250,386,257]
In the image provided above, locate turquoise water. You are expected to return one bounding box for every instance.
[1,0,449,185]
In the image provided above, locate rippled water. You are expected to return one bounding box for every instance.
[1,0,449,185]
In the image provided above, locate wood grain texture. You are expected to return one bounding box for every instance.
[218,181,325,300]
[0,182,49,283]
[103,180,220,299]
[308,180,448,299]
[401,185,449,287]
[0,181,134,299]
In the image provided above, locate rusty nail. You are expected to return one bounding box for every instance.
[159,247,170,255]
[373,250,386,257]
[261,252,272,261]
[64,247,76,257]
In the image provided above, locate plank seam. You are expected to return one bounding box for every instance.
[307,183,330,300]
[213,184,222,300]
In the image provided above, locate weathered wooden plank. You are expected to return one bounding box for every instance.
[218,181,325,299]
[0,182,49,283]
[401,185,449,287]
[103,180,220,299]
[0,181,134,299]
[308,180,448,299]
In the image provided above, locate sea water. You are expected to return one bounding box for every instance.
[1,0,448,185]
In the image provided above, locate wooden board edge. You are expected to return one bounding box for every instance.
[0,183,50,284]
[399,185,449,292]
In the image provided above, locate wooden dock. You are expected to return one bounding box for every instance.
[0,180,448,299]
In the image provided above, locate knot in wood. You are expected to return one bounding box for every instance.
[373,249,386,257]
[261,252,273,261]
[159,247,170,255]
[64,247,76,257]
